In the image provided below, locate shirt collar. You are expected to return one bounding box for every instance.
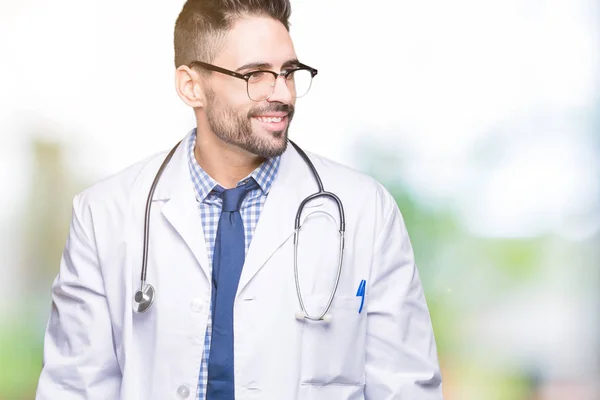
[186,128,281,202]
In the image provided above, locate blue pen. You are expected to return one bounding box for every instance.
[356,280,366,313]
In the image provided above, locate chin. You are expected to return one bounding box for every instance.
[250,133,288,158]
[269,129,287,141]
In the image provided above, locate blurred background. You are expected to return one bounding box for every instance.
[1,0,598,398]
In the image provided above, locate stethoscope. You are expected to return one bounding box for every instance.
[133,139,345,322]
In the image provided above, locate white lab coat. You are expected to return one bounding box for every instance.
[36,132,443,400]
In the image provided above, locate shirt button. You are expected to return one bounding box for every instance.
[177,385,190,398]
[190,298,203,313]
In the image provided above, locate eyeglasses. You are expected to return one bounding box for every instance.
[189,60,318,102]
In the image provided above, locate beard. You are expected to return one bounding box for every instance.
[204,89,295,158]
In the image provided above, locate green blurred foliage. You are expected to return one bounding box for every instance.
[355,137,564,399]
[0,316,43,400]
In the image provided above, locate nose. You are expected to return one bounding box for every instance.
[267,75,293,104]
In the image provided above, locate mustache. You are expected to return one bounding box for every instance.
[248,103,295,119]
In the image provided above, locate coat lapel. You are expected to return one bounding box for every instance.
[151,138,211,281]
[237,145,315,294]
[146,135,319,293]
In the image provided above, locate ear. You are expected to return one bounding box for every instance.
[175,65,206,108]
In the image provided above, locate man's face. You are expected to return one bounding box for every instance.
[203,16,298,158]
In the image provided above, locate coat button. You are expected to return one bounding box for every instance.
[190,298,203,313]
[177,385,190,398]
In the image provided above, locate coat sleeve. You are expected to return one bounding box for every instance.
[364,189,443,399]
[36,193,121,399]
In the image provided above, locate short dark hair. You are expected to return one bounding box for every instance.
[174,0,292,67]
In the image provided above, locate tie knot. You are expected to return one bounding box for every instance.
[218,178,259,212]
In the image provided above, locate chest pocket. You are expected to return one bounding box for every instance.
[299,294,367,386]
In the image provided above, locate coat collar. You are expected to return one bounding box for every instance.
[147,131,318,291]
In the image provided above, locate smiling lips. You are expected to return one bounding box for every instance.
[252,112,289,131]
[256,116,283,123]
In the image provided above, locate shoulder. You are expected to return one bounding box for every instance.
[302,149,395,206]
[297,148,406,239]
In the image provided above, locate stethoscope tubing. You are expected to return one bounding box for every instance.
[288,140,345,321]
[134,139,346,322]
[140,141,181,285]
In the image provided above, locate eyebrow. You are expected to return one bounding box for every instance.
[235,58,300,72]
[282,58,300,69]
[235,62,272,72]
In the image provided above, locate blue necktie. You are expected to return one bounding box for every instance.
[206,178,258,400]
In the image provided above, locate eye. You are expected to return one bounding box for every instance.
[248,71,268,82]
[284,69,298,80]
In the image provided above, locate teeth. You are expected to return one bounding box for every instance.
[256,116,283,123]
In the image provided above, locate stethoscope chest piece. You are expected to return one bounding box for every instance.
[133,283,155,313]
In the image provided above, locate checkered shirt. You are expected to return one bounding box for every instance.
[185,129,281,399]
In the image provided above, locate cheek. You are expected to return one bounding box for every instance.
[218,79,252,107]
[219,95,253,119]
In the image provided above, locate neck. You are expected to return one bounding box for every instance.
[194,117,264,189]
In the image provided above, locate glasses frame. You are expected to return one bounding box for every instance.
[188,60,318,101]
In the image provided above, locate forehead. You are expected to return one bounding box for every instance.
[214,15,297,68]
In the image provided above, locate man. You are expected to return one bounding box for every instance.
[36,0,443,399]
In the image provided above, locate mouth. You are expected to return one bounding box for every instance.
[251,113,289,132]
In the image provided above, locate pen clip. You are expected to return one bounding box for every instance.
[356,280,366,314]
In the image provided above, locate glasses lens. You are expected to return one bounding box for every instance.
[246,69,314,101]
[287,69,313,98]
[247,72,275,101]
